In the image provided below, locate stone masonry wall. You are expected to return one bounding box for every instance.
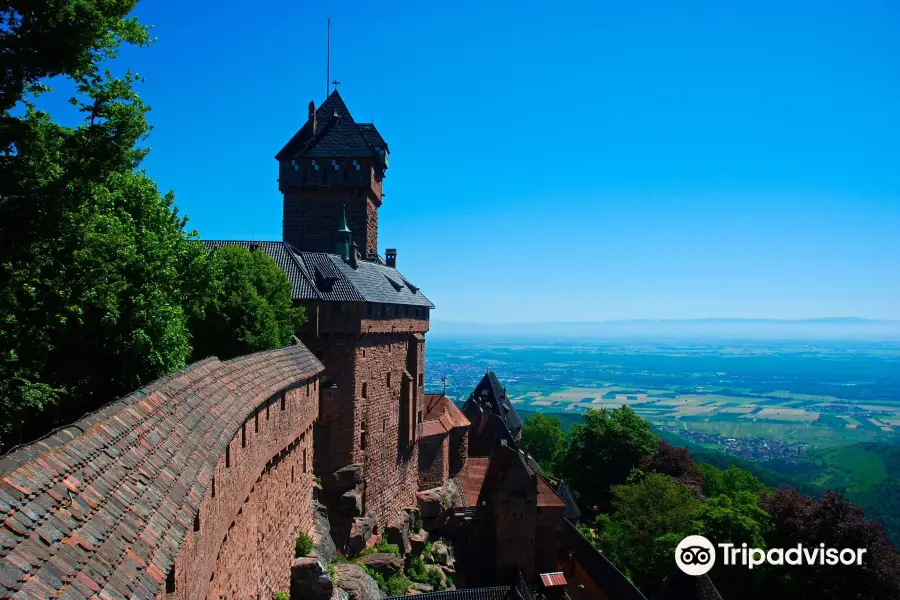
[418,435,449,490]
[357,333,422,525]
[449,429,468,477]
[173,383,319,600]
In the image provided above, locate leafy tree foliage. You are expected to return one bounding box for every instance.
[521,413,566,474]
[0,4,304,450]
[596,471,703,592]
[190,245,306,361]
[757,489,900,600]
[557,406,658,512]
[640,439,704,496]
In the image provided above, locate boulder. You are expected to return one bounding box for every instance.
[384,513,412,556]
[411,583,434,593]
[359,552,404,577]
[415,489,444,519]
[347,516,376,556]
[409,530,429,558]
[332,563,383,600]
[430,541,452,566]
[290,557,333,600]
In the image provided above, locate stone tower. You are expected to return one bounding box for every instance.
[276,90,388,257]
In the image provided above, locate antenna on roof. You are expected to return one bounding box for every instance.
[326,10,331,99]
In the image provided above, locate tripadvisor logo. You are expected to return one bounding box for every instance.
[675,535,868,576]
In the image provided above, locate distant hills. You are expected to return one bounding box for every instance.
[430,317,900,340]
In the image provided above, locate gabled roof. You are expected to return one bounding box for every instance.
[421,394,470,438]
[276,90,387,160]
[462,372,523,432]
[201,241,434,308]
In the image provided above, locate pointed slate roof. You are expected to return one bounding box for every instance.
[276,90,387,160]
[463,372,523,432]
[200,241,434,308]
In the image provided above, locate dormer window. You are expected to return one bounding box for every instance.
[332,160,340,171]
[352,160,360,171]
[311,160,319,171]
[290,159,299,171]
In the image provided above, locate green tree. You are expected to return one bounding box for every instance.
[558,406,658,512]
[189,245,306,361]
[521,413,566,474]
[596,471,703,594]
[698,463,768,499]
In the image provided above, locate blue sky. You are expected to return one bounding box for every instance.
[55,1,900,322]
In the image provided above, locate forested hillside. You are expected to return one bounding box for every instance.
[520,408,900,600]
[520,408,900,546]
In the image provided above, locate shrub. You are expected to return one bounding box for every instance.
[427,566,446,591]
[423,542,433,560]
[295,532,314,557]
[407,557,429,584]
[275,593,290,600]
[375,538,400,556]
[414,518,423,533]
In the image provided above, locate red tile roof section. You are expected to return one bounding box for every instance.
[420,395,469,438]
[456,458,491,507]
[0,344,324,600]
[540,572,568,587]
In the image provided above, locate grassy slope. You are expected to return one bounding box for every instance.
[519,408,900,545]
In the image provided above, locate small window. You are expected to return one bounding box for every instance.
[303,448,308,473]
[241,422,246,448]
[307,380,310,395]
[254,410,259,433]
[362,382,367,399]
[383,418,387,433]
[386,372,391,388]
[266,401,270,420]
[291,466,295,483]
[361,431,367,450]
[418,373,424,387]
[362,349,366,358]
[281,392,286,411]
[166,569,176,594]
[212,477,216,498]
[225,444,231,468]
[194,513,200,532]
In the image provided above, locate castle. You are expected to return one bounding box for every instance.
[0,91,719,600]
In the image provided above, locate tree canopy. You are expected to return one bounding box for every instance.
[0,2,304,451]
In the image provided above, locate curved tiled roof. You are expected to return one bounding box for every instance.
[0,345,323,599]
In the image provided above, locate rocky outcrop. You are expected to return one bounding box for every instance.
[359,552,404,576]
[332,563,383,600]
[290,557,334,600]
[347,516,376,556]
[385,507,421,556]
[416,480,466,523]
[429,541,453,567]
[409,530,429,558]
[310,500,338,564]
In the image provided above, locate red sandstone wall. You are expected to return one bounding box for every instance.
[418,435,449,490]
[449,429,467,476]
[357,334,421,524]
[172,384,318,600]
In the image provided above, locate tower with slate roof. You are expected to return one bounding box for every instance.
[276,91,389,259]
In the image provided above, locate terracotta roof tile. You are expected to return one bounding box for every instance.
[0,344,324,599]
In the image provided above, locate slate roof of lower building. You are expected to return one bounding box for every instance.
[0,345,324,600]
[462,372,522,434]
[655,570,724,600]
[201,240,434,308]
[386,587,513,600]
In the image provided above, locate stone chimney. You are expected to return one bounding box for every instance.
[385,248,397,269]
[308,101,317,136]
[349,241,359,269]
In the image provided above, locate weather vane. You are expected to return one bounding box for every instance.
[332,80,341,90]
